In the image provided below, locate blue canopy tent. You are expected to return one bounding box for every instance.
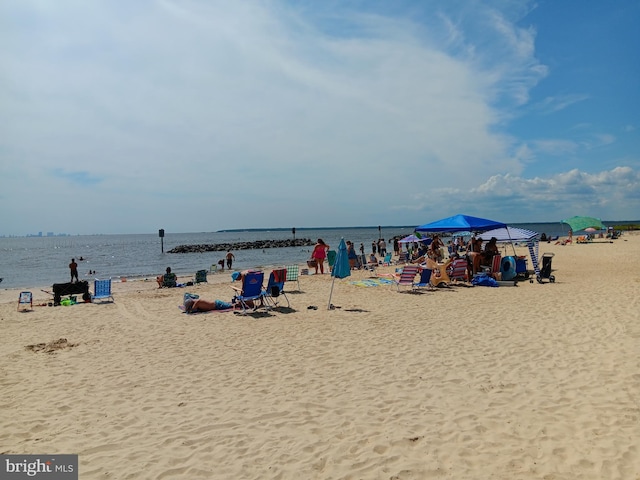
[414,215,544,281]
[415,214,507,234]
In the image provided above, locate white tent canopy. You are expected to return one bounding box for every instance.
[480,227,539,242]
[399,234,430,244]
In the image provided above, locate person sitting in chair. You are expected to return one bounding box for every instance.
[157,267,177,288]
[231,270,265,309]
[481,237,499,267]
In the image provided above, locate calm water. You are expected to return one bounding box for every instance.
[0,221,635,289]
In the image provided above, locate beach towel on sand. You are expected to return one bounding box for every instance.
[350,278,395,287]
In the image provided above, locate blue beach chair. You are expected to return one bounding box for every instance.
[231,271,265,314]
[263,268,290,308]
[92,279,114,303]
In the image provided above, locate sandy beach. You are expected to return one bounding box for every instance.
[1,234,638,479]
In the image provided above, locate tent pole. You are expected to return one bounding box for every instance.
[328,277,336,310]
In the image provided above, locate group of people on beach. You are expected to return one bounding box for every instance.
[403,234,500,278]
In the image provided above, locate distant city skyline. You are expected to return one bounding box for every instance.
[25,232,71,237]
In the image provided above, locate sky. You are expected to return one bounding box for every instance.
[1,0,639,235]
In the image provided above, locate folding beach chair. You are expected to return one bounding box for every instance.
[18,291,33,311]
[387,265,419,291]
[162,272,177,288]
[480,254,501,277]
[447,258,469,282]
[92,279,114,303]
[285,265,300,291]
[263,268,290,308]
[231,271,265,314]
[327,250,337,272]
[414,268,435,291]
[194,269,208,284]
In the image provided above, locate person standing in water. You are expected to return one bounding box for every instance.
[226,250,235,270]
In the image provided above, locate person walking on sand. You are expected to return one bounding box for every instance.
[69,258,79,283]
[226,250,235,270]
[378,238,387,257]
[311,238,330,274]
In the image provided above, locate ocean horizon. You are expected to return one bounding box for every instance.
[1,221,637,290]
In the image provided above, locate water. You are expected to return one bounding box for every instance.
[0,221,635,289]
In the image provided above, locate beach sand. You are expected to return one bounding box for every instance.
[1,234,638,479]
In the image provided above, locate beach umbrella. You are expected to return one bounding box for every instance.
[561,216,605,232]
[481,226,540,270]
[415,214,506,234]
[480,227,539,242]
[584,227,598,233]
[328,238,351,309]
[398,234,431,244]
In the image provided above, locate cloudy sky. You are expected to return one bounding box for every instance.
[1,0,638,235]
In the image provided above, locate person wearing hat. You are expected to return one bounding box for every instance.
[230,269,264,309]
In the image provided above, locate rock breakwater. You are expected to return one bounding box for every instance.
[168,238,313,253]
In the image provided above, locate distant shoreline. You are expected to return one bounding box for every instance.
[216,221,640,234]
[216,225,415,233]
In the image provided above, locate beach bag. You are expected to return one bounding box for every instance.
[307,259,317,268]
[183,292,199,304]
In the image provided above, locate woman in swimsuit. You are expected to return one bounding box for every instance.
[311,239,330,274]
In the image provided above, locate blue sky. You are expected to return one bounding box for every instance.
[1,0,638,235]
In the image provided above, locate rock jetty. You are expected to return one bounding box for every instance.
[168,238,313,253]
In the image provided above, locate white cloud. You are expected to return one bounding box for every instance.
[0,1,636,235]
[409,166,640,223]
[533,94,590,114]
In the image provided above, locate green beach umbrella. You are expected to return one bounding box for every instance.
[561,216,606,232]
